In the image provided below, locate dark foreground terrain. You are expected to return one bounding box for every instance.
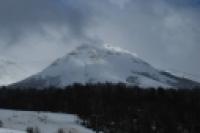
[0,84,200,133]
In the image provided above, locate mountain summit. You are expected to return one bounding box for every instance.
[13,44,200,88]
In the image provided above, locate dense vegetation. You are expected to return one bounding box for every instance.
[0,84,200,133]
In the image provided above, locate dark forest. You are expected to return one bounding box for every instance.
[0,84,200,133]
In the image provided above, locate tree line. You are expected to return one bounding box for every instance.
[1,83,200,133]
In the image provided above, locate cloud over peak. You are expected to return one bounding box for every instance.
[0,0,199,81]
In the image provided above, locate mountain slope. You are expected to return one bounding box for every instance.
[13,44,200,88]
[0,58,27,86]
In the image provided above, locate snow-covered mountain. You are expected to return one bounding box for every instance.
[13,44,200,88]
[0,58,27,86]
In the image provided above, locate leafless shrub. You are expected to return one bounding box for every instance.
[26,126,40,133]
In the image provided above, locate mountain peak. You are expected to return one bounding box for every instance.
[70,44,138,57]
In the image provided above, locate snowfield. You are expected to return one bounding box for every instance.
[0,109,94,133]
[0,128,26,133]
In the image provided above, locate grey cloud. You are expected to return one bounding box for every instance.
[88,0,200,81]
[0,0,94,45]
[0,0,200,81]
[0,0,99,75]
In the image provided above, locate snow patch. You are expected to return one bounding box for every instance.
[0,109,94,133]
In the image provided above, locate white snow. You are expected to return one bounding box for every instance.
[0,109,94,133]
[0,128,26,133]
[137,76,171,88]
[17,44,178,88]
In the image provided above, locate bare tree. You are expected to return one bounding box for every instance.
[26,126,40,133]
[58,128,65,133]
[0,120,3,127]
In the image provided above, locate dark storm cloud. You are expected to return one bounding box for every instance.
[0,0,199,81]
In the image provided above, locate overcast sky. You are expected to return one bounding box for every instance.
[0,0,200,81]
